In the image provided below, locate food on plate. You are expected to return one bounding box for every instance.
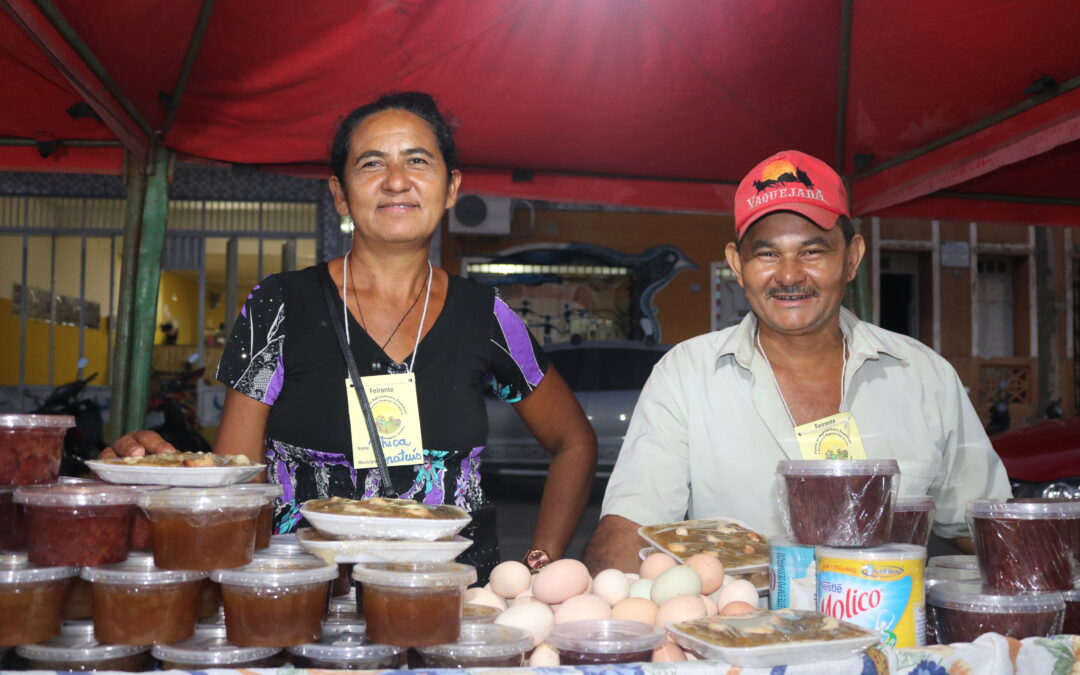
[102,452,253,467]
[303,496,467,520]
[672,608,873,650]
[639,518,769,569]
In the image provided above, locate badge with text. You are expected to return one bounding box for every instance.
[344,373,424,470]
[794,411,867,460]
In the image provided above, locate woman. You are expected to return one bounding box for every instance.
[106,92,598,579]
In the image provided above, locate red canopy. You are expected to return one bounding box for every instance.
[2,0,1079,224]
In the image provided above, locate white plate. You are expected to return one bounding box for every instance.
[85,459,265,487]
[296,527,472,564]
[299,504,471,541]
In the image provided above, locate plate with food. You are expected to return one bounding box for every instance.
[85,452,264,487]
[300,496,471,541]
[295,527,472,563]
[638,517,770,572]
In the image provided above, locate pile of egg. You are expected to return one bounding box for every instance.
[464,552,762,665]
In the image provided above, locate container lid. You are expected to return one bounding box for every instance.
[254,534,318,559]
[928,580,1066,612]
[815,543,926,561]
[462,603,502,623]
[776,459,899,477]
[229,483,284,499]
[0,414,74,429]
[894,495,935,512]
[136,486,265,511]
[545,619,667,654]
[768,535,815,549]
[351,561,476,589]
[967,499,1080,520]
[0,552,78,584]
[288,625,405,663]
[925,566,981,586]
[327,595,358,618]
[151,626,281,665]
[416,623,533,660]
[1062,589,1080,602]
[197,610,226,628]
[57,476,103,485]
[14,483,138,507]
[209,556,338,586]
[15,621,149,662]
[927,554,978,570]
[321,618,365,640]
[81,552,207,585]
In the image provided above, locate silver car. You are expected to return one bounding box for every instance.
[483,341,670,478]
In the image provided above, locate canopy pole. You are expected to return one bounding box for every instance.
[834,0,853,172]
[0,137,122,147]
[160,0,217,138]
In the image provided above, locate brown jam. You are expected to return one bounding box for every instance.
[0,427,64,486]
[221,582,329,647]
[1063,596,1080,635]
[198,579,222,618]
[890,509,932,547]
[971,515,1079,590]
[26,504,133,566]
[0,578,71,646]
[930,604,1063,642]
[784,473,894,547]
[64,577,93,619]
[363,584,463,647]
[254,503,273,550]
[92,580,201,644]
[147,508,257,570]
[557,649,654,665]
[416,653,523,668]
[129,510,153,550]
[26,653,151,672]
[0,494,26,551]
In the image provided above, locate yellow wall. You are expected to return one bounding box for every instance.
[0,298,111,385]
[155,271,200,346]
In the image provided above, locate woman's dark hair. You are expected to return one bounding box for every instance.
[330,92,457,184]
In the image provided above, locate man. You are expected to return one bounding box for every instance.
[585,150,1011,573]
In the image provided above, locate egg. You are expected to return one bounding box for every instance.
[489,561,532,598]
[463,586,506,610]
[701,594,718,616]
[683,553,725,594]
[628,578,653,599]
[625,572,640,581]
[611,597,658,624]
[719,600,758,616]
[553,593,611,624]
[529,642,560,667]
[714,579,759,613]
[652,638,686,662]
[654,594,707,627]
[495,601,554,647]
[592,568,631,606]
[650,565,702,606]
[639,552,677,580]
[532,559,590,604]
[511,591,534,606]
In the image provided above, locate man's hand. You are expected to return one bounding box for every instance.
[100,430,177,459]
[584,514,646,575]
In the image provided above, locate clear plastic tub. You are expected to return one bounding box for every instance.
[890,495,935,547]
[137,487,264,570]
[210,555,338,647]
[927,580,1065,642]
[0,414,73,486]
[415,622,533,668]
[259,532,307,557]
[151,625,283,669]
[126,485,167,551]
[1062,589,1080,635]
[15,620,152,671]
[288,625,405,670]
[967,500,1080,591]
[546,619,666,665]
[352,562,476,647]
[0,488,26,551]
[927,554,978,571]
[81,552,207,644]
[777,460,899,547]
[15,484,137,566]
[0,552,77,646]
[925,565,981,591]
[463,603,501,624]
[327,592,359,619]
[228,483,282,549]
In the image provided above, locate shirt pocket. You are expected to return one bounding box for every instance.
[894,459,942,496]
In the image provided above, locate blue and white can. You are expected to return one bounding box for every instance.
[769,536,817,610]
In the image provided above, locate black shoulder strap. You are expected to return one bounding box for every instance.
[317,262,395,496]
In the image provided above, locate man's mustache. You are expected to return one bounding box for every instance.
[766,285,819,298]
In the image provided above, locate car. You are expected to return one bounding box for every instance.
[991,416,1080,499]
[483,341,670,479]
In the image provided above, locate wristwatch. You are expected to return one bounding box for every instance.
[522,548,552,572]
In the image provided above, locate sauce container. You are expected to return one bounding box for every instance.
[0,552,77,646]
[81,552,207,644]
[0,414,73,485]
[259,532,307,557]
[415,622,533,667]
[288,623,404,669]
[137,487,264,570]
[210,556,338,647]
[463,603,501,624]
[15,620,151,672]
[546,619,666,665]
[352,561,476,647]
[890,495,935,547]
[928,580,1065,642]
[151,625,283,669]
[64,578,93,619]
[967,499,1080,591]
[0,488,26,551]
[229,483,282,549]
[327,591,359,619]
[15,484,137,566]
[126,485,167,551]
[1062,589,1080,635]
[777,460,899,547]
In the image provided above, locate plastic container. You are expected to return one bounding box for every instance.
[927,554,978,571]
[81,552,207,644]
[126,485,167,551]
[0,414,73,485]
[352,561,476,647]
[211,556,338,647]
[137,487,264,570]
[327,592,359,619]
[0,552,78,646]
[925,565,981,591]
[288,625,405,670]
[64,578,93,619]
[1062,589,1080,635]
[151,625,283,669]
[890,495,935,547]
[927,580,1065,642]
[15,484,137,566]
[463,603,501,624]
[0,488,26,551]
[229,483,282,549]
[777,460,899,547]
[967,500,1080,591]
[415,622,533,667]
[15,620,152,672]
[259,532,307,558]
[546,619,666,665]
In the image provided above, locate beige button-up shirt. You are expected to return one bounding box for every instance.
[602,308,1012,540]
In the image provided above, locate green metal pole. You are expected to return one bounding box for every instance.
[124,148,171,434]
[108,153,146,442]
[850,217,873,321]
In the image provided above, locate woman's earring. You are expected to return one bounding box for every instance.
[339,215,354,233]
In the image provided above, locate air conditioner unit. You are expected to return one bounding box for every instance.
[448,194,512,235]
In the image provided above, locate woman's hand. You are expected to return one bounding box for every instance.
[100,430,178,459]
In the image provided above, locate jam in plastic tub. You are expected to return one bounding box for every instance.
[777,460,898,547]
[16,484,137,566]
[1063,589,1080,635]
[928,580,1065,642]
[288,623,405,669]
[415,622,533,667]
[0,552,77,646]
[81,552,207,644]
[546,619,666,665]
[0,414,73,486]
[967,499,1080,591]
[152,625,283,669]
[15,620,152,672]
[0,489,26,551]
[137,487,264,570]
[211,556,338,647]
[890,495,935,547]
[126,485,167,551]
[352,561,476,647]
[229,483,282,550]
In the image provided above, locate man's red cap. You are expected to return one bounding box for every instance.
[734,150,850,241]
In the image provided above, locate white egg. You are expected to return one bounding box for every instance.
[495,601,555,647]
[629,578,653,599]
[529,642,560,667]
[650,565,702,606]
[511,591,534,606]
[489,561,532,598]
[714,579,759,612]
[592,568,632,605]
[463,586,507,610]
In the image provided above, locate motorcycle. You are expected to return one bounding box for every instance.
[30,370,106,476]
[147,360,212,453]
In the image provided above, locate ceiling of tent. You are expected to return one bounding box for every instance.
[2,0,1079,224]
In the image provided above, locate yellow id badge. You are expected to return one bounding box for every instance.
[344,373,424,470]
[794,411,867,460]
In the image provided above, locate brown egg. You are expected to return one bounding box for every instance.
[611,597,658,624]
[652,638,686,662]
[654,594,707,627]
[684,553,726,594]
[719,600,757,616]
[532,559,590,604]
[553,593,611,624]
[639,552,678,580]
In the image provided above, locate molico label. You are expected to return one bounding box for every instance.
[816,554,925,647]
